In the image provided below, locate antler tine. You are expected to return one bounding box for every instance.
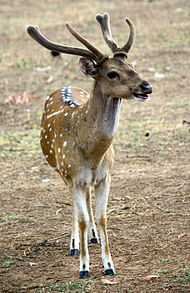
[119,18,135,53]
[27,25,99,62]
[65,23,105,62]
[96,13,118,53]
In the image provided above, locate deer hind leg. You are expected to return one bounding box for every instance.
[72,181,90,278]
[86,187,99,244]
[95,172,115,275]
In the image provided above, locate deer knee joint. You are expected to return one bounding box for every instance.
[74,179,88,190]
[79,219,87,231]
[96,215,107,228]
[95,174,107,187]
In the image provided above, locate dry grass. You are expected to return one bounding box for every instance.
[0,0,190,292]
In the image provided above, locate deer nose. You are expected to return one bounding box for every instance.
[140,81,152,94]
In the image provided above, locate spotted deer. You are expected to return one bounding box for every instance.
[27,13,152,278]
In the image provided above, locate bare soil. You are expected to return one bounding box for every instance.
[0,0,190,292]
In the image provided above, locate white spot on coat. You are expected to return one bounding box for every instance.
[46,109,64,119]
[71,112,75,118]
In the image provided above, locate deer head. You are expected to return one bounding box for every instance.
[27,13,152,102]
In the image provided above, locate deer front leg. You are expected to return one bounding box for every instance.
[95,173,115,275]
[70,198,79,256]
[72,183,90,278]
[86,187,99,244]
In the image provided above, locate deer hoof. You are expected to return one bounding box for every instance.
[105,269,115,275]
[70,249,79,256]
[80,270,89,278]
[90,238,98,244]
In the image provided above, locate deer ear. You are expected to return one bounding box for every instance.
[79,57,98,78]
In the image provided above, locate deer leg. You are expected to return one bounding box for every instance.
[70,197,79,256]
[86,187,99,244]
[72,183,90,278]
[95,173,115,275]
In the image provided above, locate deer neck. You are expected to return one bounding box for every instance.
[89,81,121,139]
[74,82,121,166]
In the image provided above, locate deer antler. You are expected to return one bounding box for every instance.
[96,13,135,55]
[27,25,105,63]
[65,23,105,62]
[120,18,135,53]
[96,13,118,53]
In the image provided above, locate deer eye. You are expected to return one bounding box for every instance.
[107,71,120,80]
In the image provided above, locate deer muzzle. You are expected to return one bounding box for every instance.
[133,81,152,101]
[140,81,152,95]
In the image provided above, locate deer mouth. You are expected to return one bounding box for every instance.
[133,93,148,101]
[132,82,152,101]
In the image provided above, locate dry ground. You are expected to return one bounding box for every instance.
[0,0,190,292]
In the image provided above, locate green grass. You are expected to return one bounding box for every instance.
[15,58,27,68]
[0,259,15,267]
[152,257,176,265]
[0,128,40,160]
[0,214,47,226]
[0,255,15,267]
[1,214,19,224]
[173,271,190,284]
[39,280,94,292]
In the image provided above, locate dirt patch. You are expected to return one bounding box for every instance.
[0,0,190,292]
